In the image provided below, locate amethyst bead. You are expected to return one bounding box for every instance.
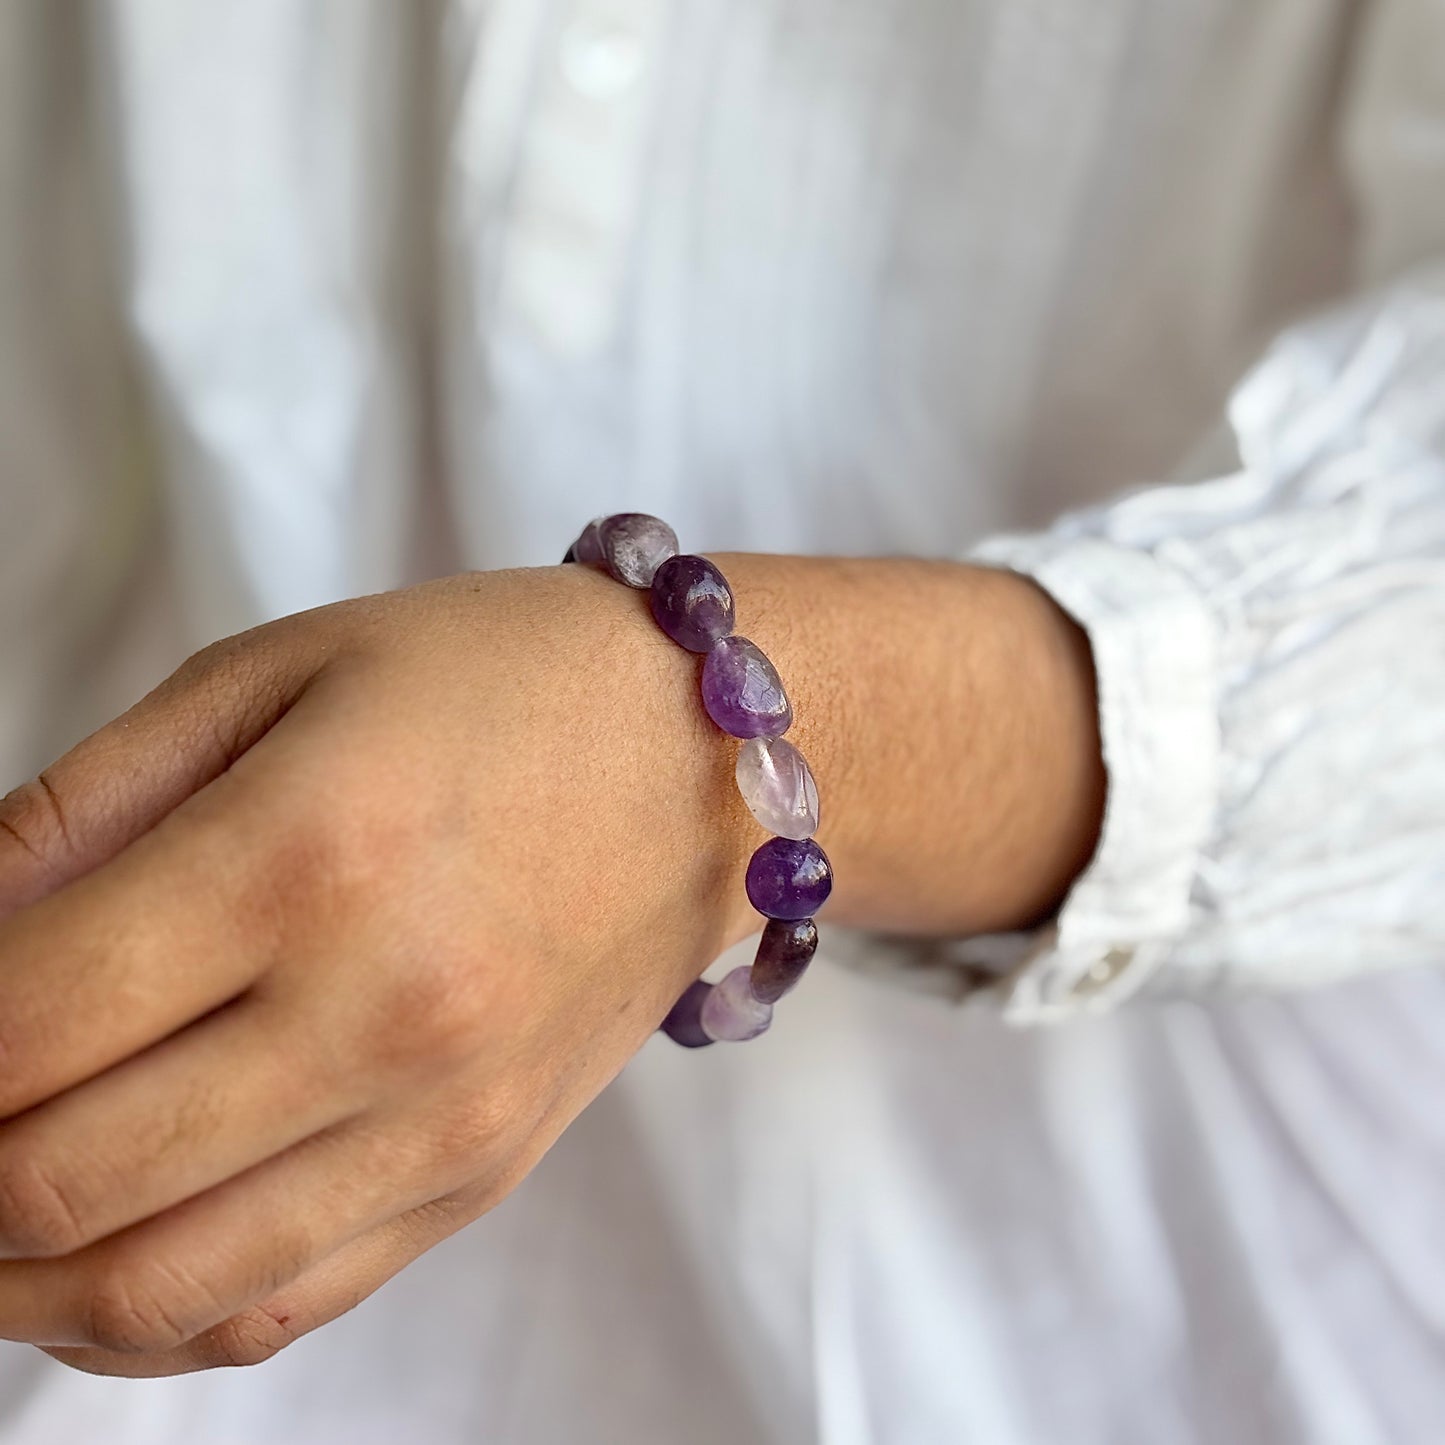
[649,554,736,653]
[599,513,679,588]
[562,517,606,565]
[660,980,716,1049]
[735,736,819,839]
[745,836,832,920]
[700,636,792,739]
[700,965,773,1042]
[750,917,819,1004]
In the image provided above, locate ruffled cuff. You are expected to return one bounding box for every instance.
[854,529,1221,1023]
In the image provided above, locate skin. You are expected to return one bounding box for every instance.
[0,554,1104,1376]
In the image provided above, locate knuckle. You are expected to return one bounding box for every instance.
[0,773,74,875]
[171,630,272,703]
[177,639,292,762]
[361,953,500,1080]
[0,1149,89,1257]
[259,799,396,935]
[87,1283,188,1357]
[85,1260,219,1356]
[150,622,315,786]
[426,1087,532,1174]
[407,953,496,1047]
[197,1303,301,1370]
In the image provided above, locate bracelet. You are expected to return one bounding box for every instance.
[562,513,831,1046]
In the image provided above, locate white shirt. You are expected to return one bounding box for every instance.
[0,2,1442,1441]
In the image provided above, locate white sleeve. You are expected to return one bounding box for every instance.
[831,0,1445,1024]
[958,261,1445,1022]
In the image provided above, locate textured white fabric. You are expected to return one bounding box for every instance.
[0,1,1442,1442]
[972,263,1445,1019]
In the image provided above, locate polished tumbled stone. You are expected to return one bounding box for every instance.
[659,979,716,1048]
[745,836,833,920]
[749,917,819,1004]
[562,517,606,565]
[700,636,792,738]
[700,965,773,1042]
[600,513,679,588]
[735,736,819,839]
[650,554,736,652]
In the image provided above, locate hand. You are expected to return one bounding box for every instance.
[0,552,1102,1377]
[0,566,754,1375]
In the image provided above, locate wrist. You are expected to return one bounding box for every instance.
[700,553,1105,937]
[551,541,1104,1001]
[554,562,760,967]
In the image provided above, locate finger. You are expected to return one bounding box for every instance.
[0,740,295,1120]
[0,617,323,920]
[38,1094,569,1379]
[42,1184,500,1377]
[0,1111,467,1353]
[0,992,361,1259]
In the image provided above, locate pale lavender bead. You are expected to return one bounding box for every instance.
[599,513,679,588]
[699,965,773,1042]
[701,636,793,738]
[735,736,819,839]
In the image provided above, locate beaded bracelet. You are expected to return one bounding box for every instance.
[562,513,831,1047]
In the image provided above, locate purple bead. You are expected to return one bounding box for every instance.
[700,636,792,739]
[750,917,819,1004]
[659,980,716,1048]
[745,836,832,920]
[599,513,679,588]
[700,965,773,1042]
[649,554,736,653]
[563,517,605,566]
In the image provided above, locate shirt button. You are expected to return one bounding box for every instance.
[559,18,645,100]
[1073,946,1133,995]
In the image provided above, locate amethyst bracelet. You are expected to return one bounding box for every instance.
[562,513,831,1046]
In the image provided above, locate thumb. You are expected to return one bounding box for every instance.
[0,617,325,919]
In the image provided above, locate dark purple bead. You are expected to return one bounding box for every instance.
[563,517,606,566]
[700,636,792,738]
[599,513,679,587]
[745,837,832,920]
[659,979,716,1048]
[649,554,736,652]
[750,917,819,1004]
[576,522,606,564]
